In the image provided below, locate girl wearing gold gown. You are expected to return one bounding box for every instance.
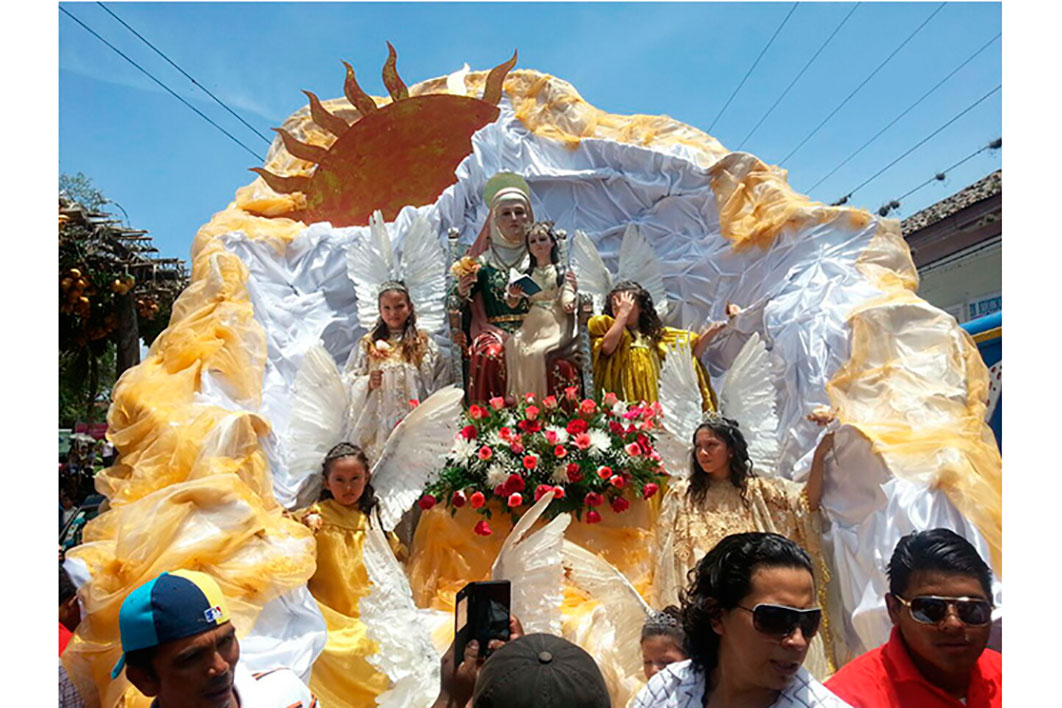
[298,443,407,708]
[503,222,578,400]
[654,415,839,678]
[588,281,719,411]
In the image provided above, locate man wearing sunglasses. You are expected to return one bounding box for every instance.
[826,528,1001,707]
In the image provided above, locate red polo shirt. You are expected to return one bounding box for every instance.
[826,628,1001,708]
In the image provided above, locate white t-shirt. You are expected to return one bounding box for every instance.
[233,663,319,708]
[633,659,850,708]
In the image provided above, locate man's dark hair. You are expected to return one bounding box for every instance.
[60,565,77,606]
[124,646,158,679]
[888,528,992,597]
[681,532,813,676]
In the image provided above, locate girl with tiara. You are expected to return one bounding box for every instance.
[296,442,407,708]
[503,221,579,400]
[589,280,724,411]
[641,606,688,682]
[345,279,448,459]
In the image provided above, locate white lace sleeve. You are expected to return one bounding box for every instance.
[418,335,450,397]
[345,337,371,377]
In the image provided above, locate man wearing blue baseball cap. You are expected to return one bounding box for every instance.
[113,569,318,708]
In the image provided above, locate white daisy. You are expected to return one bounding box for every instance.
[450,436,478,464]
[544,425,569,444]
[611,400,628,416]
[486,463,510,488]
[483,430,505,448]
[587,429,611,457]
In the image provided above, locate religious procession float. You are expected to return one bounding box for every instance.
[62,47,1002,708]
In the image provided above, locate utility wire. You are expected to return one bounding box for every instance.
[779,2,947,166]
[737,3,860,150]
[808,31,1000,193]
[830,84,1001,206]
[874,137,1000,216]
[97,2,273,147]
[709,2,799,133]
[60,6,265,162]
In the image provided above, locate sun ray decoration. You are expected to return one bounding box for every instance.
[251,46,518,227]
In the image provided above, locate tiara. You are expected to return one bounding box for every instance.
[700,411,739,427]
[644,610,683,633]
[378,280,409,295]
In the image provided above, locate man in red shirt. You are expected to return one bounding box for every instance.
[826,528,1001,708]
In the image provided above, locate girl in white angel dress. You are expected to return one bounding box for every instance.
[343,211,451,460]
[346,280,448,458]
[504,221,579,400]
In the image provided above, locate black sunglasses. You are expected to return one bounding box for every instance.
[893,595,993,627]
[738,603,822,639]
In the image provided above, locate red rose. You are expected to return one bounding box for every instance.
[603,392,618,407]
[526,405,540,421]
[408,398,420,408]
[609,421,624,434]
[553,445,567,458]
[508,492,524,508]
[586,509,602,524]
[452,490,467,508]
[418,494,437,510]
[523,454,538,470]
[474,519,493,536]
[460,425,478,441]
[564,386,579,401]
[611,496,630,513]
[585,492,604,507]
[567,462,583,483]
[506,474,526,493]
[469,405,487,420]
[524,420,542,433]
[499,426,513,441]
[542,395,558,409]
[535,484,555,502]
[566,418,589,435]
[625,442,641,456]
[470,491,486,509]
[609,474,626,489]
[597,465,613,480]
[478,446,493,461]
[642,483,660,499]
[517,420,530,432]
[489,396,506,410]
[573,433,592,450]
[579,399,597,415]
[510,442,525,454]
[552,485,566,500]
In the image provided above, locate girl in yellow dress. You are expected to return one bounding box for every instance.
[588,280,720,410]
[298,442,407,708]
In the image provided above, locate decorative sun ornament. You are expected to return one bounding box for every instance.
[251,43,517,227]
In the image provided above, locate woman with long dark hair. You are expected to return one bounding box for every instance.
[589,280,720,410]
[654,415,837,678]
[634,533,850,708]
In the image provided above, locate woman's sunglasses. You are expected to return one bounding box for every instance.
[738,603,822,639]
[893,595,993,626]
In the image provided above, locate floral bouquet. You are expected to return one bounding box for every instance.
[449,255,482,279]
[420,388,667,536]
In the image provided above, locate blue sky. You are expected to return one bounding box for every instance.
[59,2,1002,262]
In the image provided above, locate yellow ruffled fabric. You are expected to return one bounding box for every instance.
[587,316,717,411]
[304,500,393,708]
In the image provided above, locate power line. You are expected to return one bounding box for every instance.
[807,31,1000,194]
[59,6,265,162]
[779,2,947,166]
[709,2,799,133]
[872,138,1000,217]
[830,85,1001,206]
[737,3,861,151]
[97,2,273,147]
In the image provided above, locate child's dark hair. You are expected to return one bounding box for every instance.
[688,417,756,507]
[603,280,663,343]
[523,221,565,287]
[320,442,378,516]
[369,283,423,363]
[641,605,686,646]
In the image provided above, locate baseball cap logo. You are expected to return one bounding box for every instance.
[204,605,224,623]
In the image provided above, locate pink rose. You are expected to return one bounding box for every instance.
[474,519,493,536]
[489,396,506,410]
[580,399,597,415]
[478,446,493,461]
[597,465,613,480]
[545,430,559,445]
[525,405,540,421]
[642,483,660,499]
[585,492,604,507]
[625,442,641,456]
[609,474,626,489]
[508,492,523,508]
[469,405,487,420]
[574,433,591,450]
[586,509,602,524]
[542,395,558,409]
[603,392,618,407]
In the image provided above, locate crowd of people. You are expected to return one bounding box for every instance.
[59,171,1001,707]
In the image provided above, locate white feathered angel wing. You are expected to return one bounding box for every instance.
[717,332,781,474]
[360,518,440,708]
[347,209,396,331]
[492,491,571,635]
[371,385,464,531]
[656,339,700,479]
[569,229,613,314]
[396,212,447,335]
[561,540,651,679]
[616,222,668,319]
[286,343,357,508]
